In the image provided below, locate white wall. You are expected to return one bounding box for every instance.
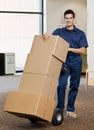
[46,0,87,33]
[0,0,41,70]
[87,0,94,73]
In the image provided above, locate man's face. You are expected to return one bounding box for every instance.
[64,14,75,27]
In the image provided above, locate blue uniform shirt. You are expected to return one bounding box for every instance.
[52,26,88,64]
[52,26,88,49]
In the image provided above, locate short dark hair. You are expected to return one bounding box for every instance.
[64,9,75,18]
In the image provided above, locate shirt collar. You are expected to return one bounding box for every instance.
[63,25,77,31]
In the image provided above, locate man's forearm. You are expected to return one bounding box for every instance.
[68,47,85,54]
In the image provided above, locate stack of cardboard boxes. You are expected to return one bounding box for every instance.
[4,35,69,122]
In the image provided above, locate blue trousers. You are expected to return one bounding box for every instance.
[57,55,82,112]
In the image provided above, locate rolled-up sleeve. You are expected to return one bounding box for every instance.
[79,32,88,48]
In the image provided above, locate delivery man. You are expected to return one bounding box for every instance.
[43,9,88,118]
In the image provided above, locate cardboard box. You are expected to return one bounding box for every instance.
[4,91,56,122]
[30,35,69,63]
[18,73,58,99]
[24,53,62,78]
[5,35,69,122]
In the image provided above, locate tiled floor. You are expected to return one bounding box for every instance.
[0,73,22,92]
[0,73,86,93]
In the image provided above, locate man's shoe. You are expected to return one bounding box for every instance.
[66,111,77,118]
